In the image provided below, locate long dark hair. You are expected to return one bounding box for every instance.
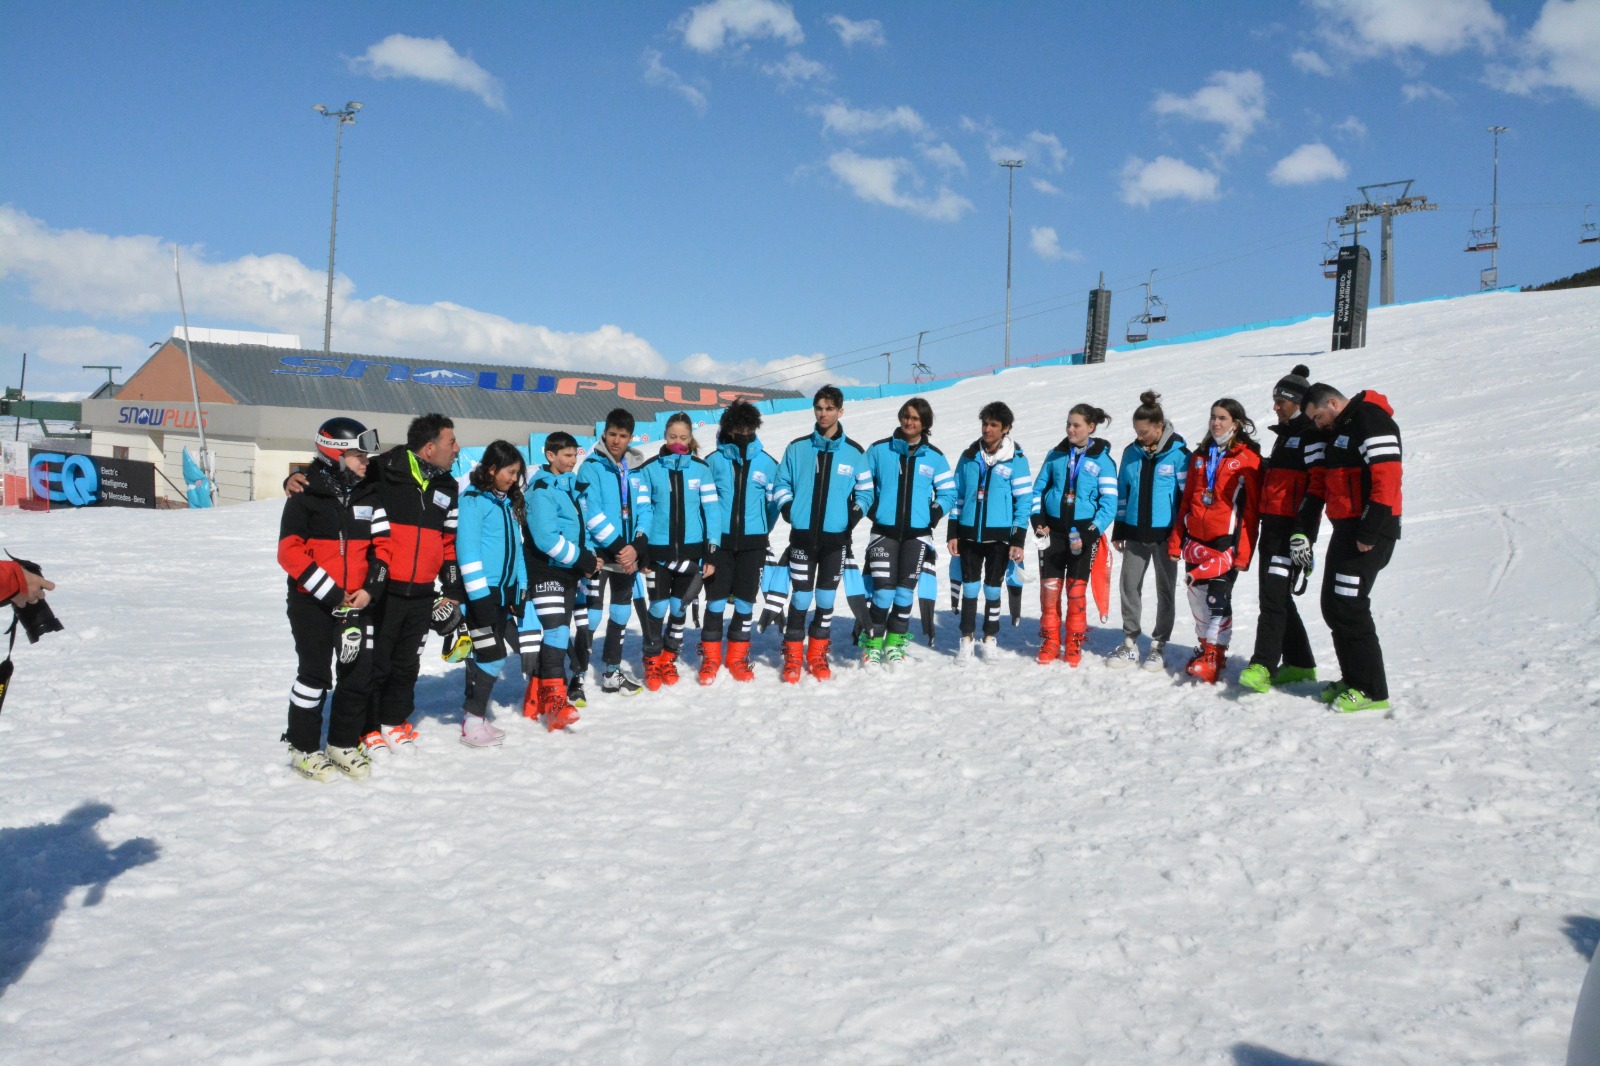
[1067,402,1110,431]
[470,439,527,520]
[1132,390,1165,428]
[898,396,934,437]
[1210,398,1258,452]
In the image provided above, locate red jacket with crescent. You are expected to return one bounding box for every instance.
[1299,390,1403,543]
[1167,439,1262,570]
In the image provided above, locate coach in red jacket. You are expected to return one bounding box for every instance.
[1295,384,1403,713]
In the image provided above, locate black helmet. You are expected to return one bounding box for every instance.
[316,417,379,463]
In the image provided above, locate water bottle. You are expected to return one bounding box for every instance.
[1069,527,1083,555]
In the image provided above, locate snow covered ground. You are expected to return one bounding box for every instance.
[2,288,1598,1064]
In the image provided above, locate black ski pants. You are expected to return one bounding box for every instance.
[866,536,928,638]
[1250,519,1314,672]
[784,544,845,641]
[1320,520,1396,700]
[958,540,1010,638]
[367,592,434,732]
[285,590,372,751]
[703,547,764,644]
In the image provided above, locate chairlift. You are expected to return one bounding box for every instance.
[1320,221,1340,278]
[1581,205,1599,246]
[1140,270,1167,324]
[911,359,933,384]
[1125,313,1150,345]
[1465,209,1498,253]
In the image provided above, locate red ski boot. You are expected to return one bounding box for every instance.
[781,641,805,684]
[725,642,756,682]
[806,637,832,681]
[697,641,722,686]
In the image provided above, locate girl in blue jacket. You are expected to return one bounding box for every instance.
[630,412,724,690]
[456,439,528,746]
[701,401,780,684]
[947,401,1033,656]
[1030,403,1117,666]
[1107,390,1189,670]
[863,397,956,666]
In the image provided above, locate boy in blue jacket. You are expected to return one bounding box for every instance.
[701,401,781,683]
[773,385,875,683]
[948,402,1033,656]
[524,432,597,732]
[575,408,645,697]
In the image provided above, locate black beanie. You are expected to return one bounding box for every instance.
[1273,364,1312,405]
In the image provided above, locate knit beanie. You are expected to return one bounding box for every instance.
[1273,363,1312,405]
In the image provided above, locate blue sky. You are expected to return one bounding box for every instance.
[3,0,1597,399]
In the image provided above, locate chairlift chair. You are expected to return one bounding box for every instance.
[1581,206,1599,245]
[1125,314,1149,345]
[1321,238,1340,278]
[1145,294,1168,324]
[1465,209,1498,253]
[911,359,933,384]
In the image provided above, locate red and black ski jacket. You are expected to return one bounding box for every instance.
[0,559,28,604]
[371,445,463,600]
[277,457,388,608]
[1297,390,1403,543]
[1259,413,1326,522]
[1167,438,1262,570]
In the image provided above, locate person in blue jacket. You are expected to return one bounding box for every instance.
[700,401,780,684]
[862,397,957,667]
[630,412,724,691]
[773,384,874,683]
[1030,403,1118,667]
[524,432,597,732]
[456,439,528,747]
[947,401,1032,658]
[575,408,645,698]
[1107,389,1190,671]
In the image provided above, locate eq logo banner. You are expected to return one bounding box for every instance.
[29,451,100,507]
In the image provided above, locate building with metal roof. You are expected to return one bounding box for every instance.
[78,334,802,504]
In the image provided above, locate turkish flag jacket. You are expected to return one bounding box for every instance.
[277,457,388,608]
[370,445,462,599]
[1167,438,1262,570]
[1299,390,1403,543]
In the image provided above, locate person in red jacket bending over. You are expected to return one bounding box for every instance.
[1293,383,1403,714]
[1167,398,1262,683]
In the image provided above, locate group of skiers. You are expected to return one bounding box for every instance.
[275,369,1404,780]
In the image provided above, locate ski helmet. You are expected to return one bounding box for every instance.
[316,417,379,463]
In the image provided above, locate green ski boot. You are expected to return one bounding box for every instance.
[1237,663,1273,693]
[1272,664,1318,686]
[883,631,909,666]
[1319,680,1350,704]
[859,634,884,667]
[1332,688,1390,714]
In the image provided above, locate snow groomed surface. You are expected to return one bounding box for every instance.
[2,288,1598,1063]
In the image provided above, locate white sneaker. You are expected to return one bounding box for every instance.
[976,635,999,660]
[325,744,372,780]
[1141,641,1167,672]
[289,747,339,782]
[957,636,975,661]
[1106,637,1139,669]
[460,713,503,749]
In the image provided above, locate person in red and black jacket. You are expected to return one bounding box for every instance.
[1,559,53,608]
[1294,384,1402,713]
[364,412,463,752]
[1239,365,1327,693]
[277,417,387,781]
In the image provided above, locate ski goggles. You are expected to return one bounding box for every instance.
[318,427,381,455]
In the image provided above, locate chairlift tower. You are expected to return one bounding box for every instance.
[1466,126,1508,289]
[1334,179,1436,306]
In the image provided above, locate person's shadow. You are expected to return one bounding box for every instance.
[0,801,160,997]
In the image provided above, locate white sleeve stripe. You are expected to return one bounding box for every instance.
[464,576,489,592]
[370,521,391,534]
[460,561,483,574]
[1365,434,1399,446]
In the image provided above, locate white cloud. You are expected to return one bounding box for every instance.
[1488,0,1600,108]
[827,14,885,48]
[679,0,803,53]
[1152,70,1267,155]
[678,350,857,392]
[350,34,506,111]
[919,141,966,172]
[1026,131,1070,171]
[1310,0,1505,55]
[0,206,669,377]
[763,51,829,85]
[1268,143,1349,185]
[826,151,973,222]
[0,323,150,393]
[1031,178,1062,195]
[1119,156,1222,208]
[1335,115,1369,139]
[1292,48,1334,76]
[963,117,1072,172]
[1402,81,1452,102]
[1030,226,1079,263]
[816,101,927,137]
[644,49,709,114]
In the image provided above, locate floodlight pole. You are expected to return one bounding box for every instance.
[999,160,1025,367]
[313,101,363,358]
[1486,125,1508,290]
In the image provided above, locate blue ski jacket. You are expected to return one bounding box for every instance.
[1113,427,1189,544]
[630,448,724,562]
[1031,437,1118,534]
[949,437,1033,548]
[707,435,781,553]
[866,431,958,540]
[526,466,595,576]
[456,486,528,606]
[774,424,874,549]
[575,445,643,561]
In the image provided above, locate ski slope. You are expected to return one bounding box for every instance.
[2,288,1598,1064]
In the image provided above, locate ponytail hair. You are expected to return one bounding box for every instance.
[1068,402,1111,430]
[1132,390,1165,427]
[1211,397,1258,451]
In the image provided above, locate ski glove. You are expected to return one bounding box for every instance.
[333,607,364,665]
[1288,534,1315,577]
